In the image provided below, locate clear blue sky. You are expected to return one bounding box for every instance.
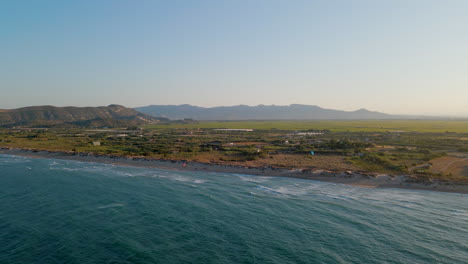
[1,0,468,116]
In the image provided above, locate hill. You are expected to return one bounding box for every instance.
[0,104,166,128]
[135,104,397,120]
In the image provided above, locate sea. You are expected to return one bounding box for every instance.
[0,154,467,264]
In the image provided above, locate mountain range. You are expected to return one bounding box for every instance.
[2,104,458,127]
[0,104,165,128]
[135,104,401,120]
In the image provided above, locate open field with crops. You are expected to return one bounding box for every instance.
[146,120,468,133]
[2,120,468,181]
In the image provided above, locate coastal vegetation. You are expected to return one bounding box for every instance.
[1,120,467,182]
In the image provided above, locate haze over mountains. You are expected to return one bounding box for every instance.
[1,104,462,128]
[0,105,165,128]
[136,104,402,120]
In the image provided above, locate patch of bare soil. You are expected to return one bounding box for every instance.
[430,156,468,177]
[195,153,358,170]
[184,152,359,170]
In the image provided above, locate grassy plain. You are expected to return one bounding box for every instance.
[1,120,468,182]
[146,120,468,133]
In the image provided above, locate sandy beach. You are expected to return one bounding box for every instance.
[1,147,467,194]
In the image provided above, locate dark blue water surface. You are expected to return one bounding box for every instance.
[0,154,467,264]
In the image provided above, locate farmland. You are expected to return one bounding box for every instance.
[146,120,468,133]
[1,120,468,181]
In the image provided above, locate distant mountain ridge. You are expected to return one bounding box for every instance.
[0,104,166,128]
[135,104,398,120]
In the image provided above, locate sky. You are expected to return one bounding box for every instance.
[1,0,468,116]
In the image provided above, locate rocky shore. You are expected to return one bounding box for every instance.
[1,147,467,194]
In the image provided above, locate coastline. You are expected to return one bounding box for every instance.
[1,147,467,194]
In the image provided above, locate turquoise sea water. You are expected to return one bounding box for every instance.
[0,154,467,264]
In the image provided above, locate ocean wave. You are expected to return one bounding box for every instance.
[237,175,272,183]
[255,184,314,197]
[97,203,125,209]
[0,154,30,164]
[2,154,467,264]
[152,173,207,184]
[318,192,358,201]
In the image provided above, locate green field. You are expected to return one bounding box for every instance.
[146,120,468,133]
[2,119,468,180]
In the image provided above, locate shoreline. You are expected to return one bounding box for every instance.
[1,147,467,194]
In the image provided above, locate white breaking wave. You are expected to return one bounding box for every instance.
[238,175,272,183]
[255,184,318,196]
[152,173,208,184]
